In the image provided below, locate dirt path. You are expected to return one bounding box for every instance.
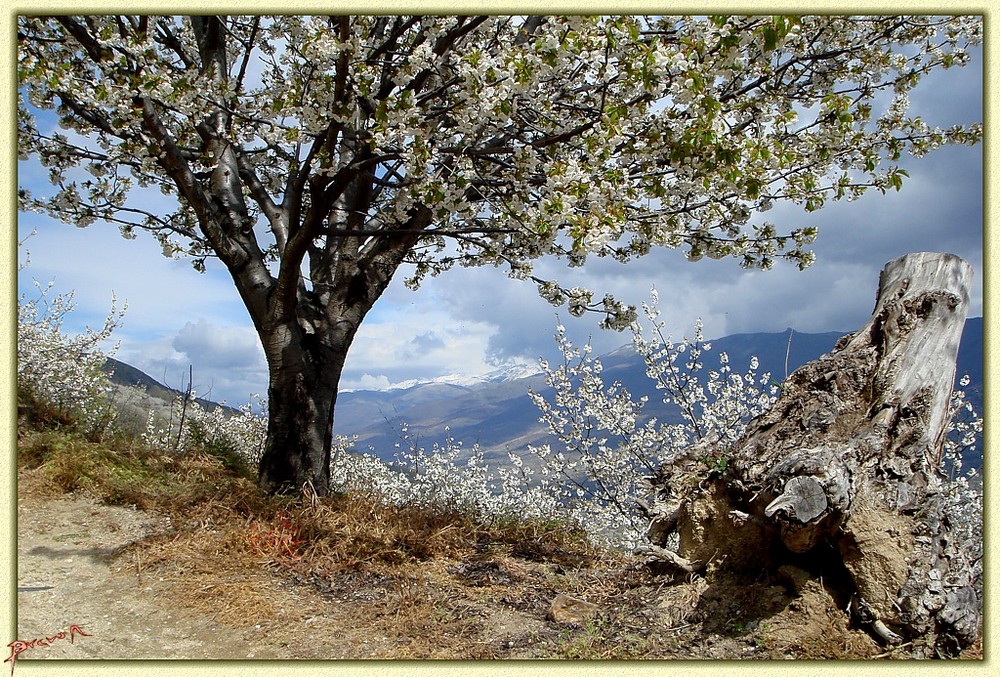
[16,493,293,661]
[14,491,546,661]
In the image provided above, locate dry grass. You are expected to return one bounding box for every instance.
[19,410,979,660]
[18,420,596,568]
[17,418,693,659]
[17,420,612,657]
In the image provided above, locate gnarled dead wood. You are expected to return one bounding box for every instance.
[642,252,980,656]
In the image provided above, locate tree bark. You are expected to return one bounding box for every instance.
[256,334,344,496]
[642,252,980,656]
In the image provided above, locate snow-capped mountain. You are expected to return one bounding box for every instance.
[345,360,542,394]
[107,319,982,474]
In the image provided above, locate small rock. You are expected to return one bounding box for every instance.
[548,593,598,625]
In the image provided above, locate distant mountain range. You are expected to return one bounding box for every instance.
[105,318,983,473]
[333,317,983,472]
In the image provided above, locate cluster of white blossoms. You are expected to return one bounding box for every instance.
[329,424,566,526]
[17,275,983,552]
[939,374,983,569]
[17,245,126,437]
[139,392,271,466]
[17,281,124,437]
[18,16,982,331]
[524,294,781,549]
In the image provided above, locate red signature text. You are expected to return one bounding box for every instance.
[5,625,91,675]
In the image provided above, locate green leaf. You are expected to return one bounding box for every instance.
[763,27,778,51]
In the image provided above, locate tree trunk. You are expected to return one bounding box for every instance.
[255,320,351,496]
[642,252,980,656]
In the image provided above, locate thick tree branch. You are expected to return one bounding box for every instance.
[235,150,282,225]
[232,16,260,100]
[53,16,111,61]
[136,98,214,230]
[275,166,356,319]
[191,15,229,78]
[154,20,197,68]
[55,92,119,137]
[322,225,523,238]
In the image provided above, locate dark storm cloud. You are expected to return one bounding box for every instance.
[407,332,447,354]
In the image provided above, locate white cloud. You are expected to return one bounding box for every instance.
[341,299,501,386]
[172,319,265,370]
[18,211,247,338]
[114,319,267,406]
[341,373,393,392]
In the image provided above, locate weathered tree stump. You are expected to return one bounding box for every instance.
[641,252,980,656]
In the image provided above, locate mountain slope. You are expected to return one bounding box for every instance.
[103,357,240,416]
[333,329,843,463]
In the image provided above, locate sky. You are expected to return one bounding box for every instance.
[14,31,984,408]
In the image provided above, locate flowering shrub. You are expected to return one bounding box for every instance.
[944,374,983,483]
[525,292,779,548]
[329,424,566,527]
[17,270,126,437]
[522,292,984,550]
[940,374,983,578]
[141,392,269,468]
